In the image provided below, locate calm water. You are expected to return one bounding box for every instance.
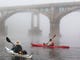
[0,35,80,60]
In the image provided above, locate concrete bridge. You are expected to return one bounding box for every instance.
[0,2,80,43]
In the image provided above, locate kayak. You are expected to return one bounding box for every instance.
[31,43,70,49]
[5,47,32,59]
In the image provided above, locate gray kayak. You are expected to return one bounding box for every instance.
[5,47,32,59]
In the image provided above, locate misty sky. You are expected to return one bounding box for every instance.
[60,11,80,47]
[0,0,80,7]
[5,12,50,45]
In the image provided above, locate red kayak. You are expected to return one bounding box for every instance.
[31,43,70,49]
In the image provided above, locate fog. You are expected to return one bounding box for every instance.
[5,11,80,47]
[60,11,80,47]
[5,12,50,48]
[0,0,80,7]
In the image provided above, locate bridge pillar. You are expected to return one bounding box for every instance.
[31,13,40,29]
[49,9,61,45]
[29,12,41,35]
[0,19,6,36]
[50,21,61,45]
[0,19,7,55]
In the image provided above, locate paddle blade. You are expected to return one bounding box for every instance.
[6,37,11,43]
[52,34,56,39]
[54,34,56,37]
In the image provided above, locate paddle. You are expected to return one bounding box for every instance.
[51,34,56,39]
[6,37,15,46]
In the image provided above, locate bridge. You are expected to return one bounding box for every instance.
[0,2,80,44]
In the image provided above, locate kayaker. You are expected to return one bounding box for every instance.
[47,39,54,46]
[47,34,56,46]
[11,41,27,55]
[11,41,22,53]
[43,34,56,46]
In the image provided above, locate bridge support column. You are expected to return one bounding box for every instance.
[0,20,6,36]
[49,16,61,45]
[0,19,7,55]
[31,13,40,29]
[50,22,61,45]
[29,13,41,35]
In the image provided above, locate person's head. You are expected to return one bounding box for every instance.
[16,41,20,45]
[49,39,52,41]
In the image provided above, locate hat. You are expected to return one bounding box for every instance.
[16,41,20,43]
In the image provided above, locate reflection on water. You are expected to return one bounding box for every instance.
[1,35,80,60]
[3,32,80,60]
[3,46,80,60]
[11,56,26,60]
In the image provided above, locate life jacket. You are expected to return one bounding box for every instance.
[12,45,22,53]
[48,41,54,46]
[50,42,54,46]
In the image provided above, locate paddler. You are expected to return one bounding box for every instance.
[43,34,56,46]
[47,39,54,46]
[11,41,27,55]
